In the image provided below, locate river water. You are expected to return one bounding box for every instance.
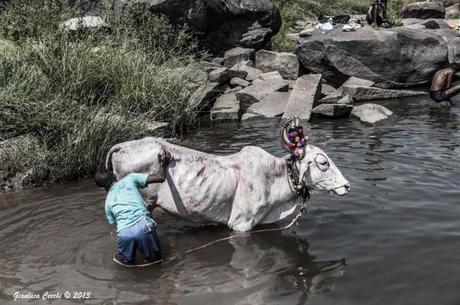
[0,97,459,305]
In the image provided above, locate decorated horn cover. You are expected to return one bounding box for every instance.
[280,117,309,159]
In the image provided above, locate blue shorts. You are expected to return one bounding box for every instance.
[117,217,162,263]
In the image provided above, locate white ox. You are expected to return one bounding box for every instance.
[106,137,350,232]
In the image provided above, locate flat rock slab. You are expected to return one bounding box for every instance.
[210,93,240,121]
[258,71,284,82]
[351,103,393,124]
[322,83,338,96]
[337,95,352,104]
[245,92,290,118]
[318,90,342,104]
[340,76,375,90]
[230,77,250,87]
[343,85,427,101]
[208,67,248,84]
[231,62,263,81]
[223,47,255,68]
[312,104,353,118]
[282,74,322,120]
[236,78,289,112]
[255,50,299,80]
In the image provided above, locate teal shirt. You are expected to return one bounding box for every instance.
[105,173,151,232]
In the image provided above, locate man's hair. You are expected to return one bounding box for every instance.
[449,63,459,71]
[95,170,115,189]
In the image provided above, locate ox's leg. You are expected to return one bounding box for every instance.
[228,185,269,232]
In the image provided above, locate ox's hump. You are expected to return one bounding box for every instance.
[239,145,272,156]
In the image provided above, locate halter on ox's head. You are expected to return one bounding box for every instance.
[280,118,350,199]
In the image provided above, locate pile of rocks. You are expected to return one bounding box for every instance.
[197,46,427,125]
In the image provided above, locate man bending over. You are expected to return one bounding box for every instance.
[430,64,460,105]
[95,151,171,267]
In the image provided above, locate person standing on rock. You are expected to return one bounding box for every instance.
[430,64,460,105]
[95,151,171,267]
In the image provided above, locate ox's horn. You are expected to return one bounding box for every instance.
[280,117,299,152]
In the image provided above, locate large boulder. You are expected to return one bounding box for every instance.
[401,2,446,19]
[77,0,281,53]
[255,50,299,79]
[296,27,448,88]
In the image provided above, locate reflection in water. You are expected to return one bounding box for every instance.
[154,228,346,305]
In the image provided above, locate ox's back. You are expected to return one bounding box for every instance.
[106,138,279,226]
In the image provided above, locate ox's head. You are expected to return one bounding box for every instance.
[280,118,350,196]
[296,144,350,196]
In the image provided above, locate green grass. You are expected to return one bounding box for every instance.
[272,0,421,51]
[0,2,206,187]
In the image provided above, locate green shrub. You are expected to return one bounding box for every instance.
[0,2,205,185]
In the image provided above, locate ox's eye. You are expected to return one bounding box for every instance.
[314,154,330,172]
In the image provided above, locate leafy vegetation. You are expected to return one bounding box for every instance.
[0,1,206,187]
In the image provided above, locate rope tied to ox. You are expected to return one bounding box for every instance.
[164,207,307,264]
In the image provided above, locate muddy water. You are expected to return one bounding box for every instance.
[1,97,459,305]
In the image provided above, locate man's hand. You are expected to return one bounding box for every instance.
[158,150,172,167]
[147,150,172,184]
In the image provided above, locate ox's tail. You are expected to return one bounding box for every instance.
[105,144,122,172]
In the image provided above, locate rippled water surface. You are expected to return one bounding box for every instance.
[1,98,459,305]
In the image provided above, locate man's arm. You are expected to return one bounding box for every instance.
[146,151,172,184]
[105,204,116,225]
[446,70,454,89]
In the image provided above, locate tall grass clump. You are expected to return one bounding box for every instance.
[0,1,206,188]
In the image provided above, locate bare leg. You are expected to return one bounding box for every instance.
[373,5,378,28]
[445,84,460,97]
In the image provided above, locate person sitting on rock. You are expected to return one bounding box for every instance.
[95,151,171,267]
[366,0,389,28]
[430,64,460,105]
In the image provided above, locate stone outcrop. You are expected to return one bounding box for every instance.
[342,85,427,101]
[401,1,446,19]
[73,0,281,53]
[351,103,393,124]
[282,74,322,120]
[255,50,299,79]
[296,27,448,88]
